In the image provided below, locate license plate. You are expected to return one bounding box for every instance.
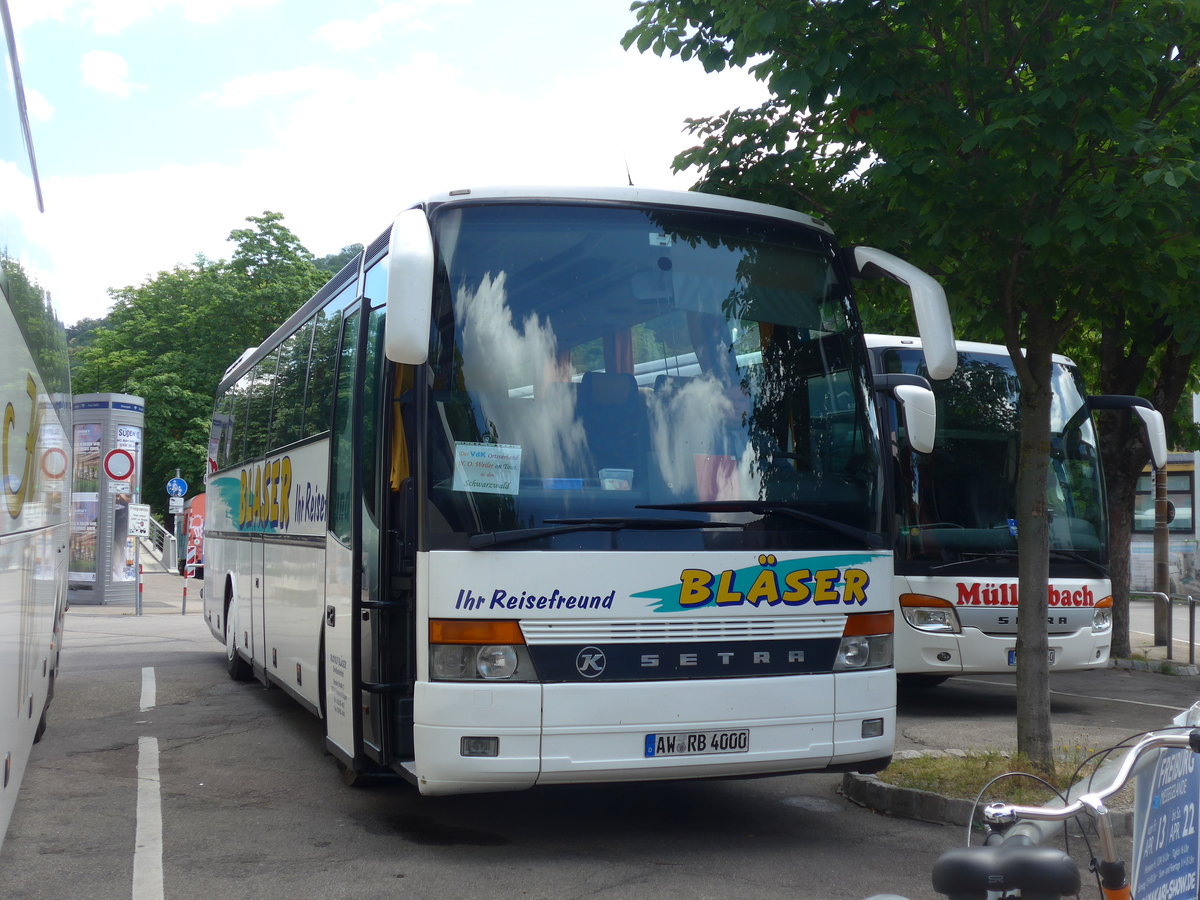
[644,729,749,757]
[1007,648,1056,666]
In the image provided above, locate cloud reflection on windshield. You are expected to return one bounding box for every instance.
[455,273,589,479]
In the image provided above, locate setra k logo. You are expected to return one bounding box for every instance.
[575,646,607,678]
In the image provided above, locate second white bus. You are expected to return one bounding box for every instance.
[866,335,1165,683]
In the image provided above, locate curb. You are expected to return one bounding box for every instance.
[840,771,1133,837]
[841,772,978,827]
[1111,657,1200,677]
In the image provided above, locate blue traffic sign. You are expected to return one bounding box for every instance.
[166,477,188,497]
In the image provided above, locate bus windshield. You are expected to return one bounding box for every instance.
[880,347,1107,570]
[422,201,882,549]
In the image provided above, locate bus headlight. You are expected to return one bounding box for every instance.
[477,645,519,679]
[430,644,474,679]
[900,594,961,634]
[1092,596,1114,634]
[833,612,894,671]
[429,620,539,682]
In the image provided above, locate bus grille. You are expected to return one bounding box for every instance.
[519,617,844,645]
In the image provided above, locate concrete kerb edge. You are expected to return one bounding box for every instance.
[840,769,1133,837]
[1111,657,1200,677]
[841,771,978,828]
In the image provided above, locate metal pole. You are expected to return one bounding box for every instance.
[1153,468,1170,645]
[1168,594,1174,661]
[1190,596,1196,667]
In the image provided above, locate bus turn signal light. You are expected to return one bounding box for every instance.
[430,619,525,645]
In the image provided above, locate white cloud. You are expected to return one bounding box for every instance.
[202,66,358,109]
[315,1,465,51]
[40,45,770,325]
[173,0,277,26]
[12,0,278,34]
[24,87,54,122]
[35,162,271,323]
[79,50,142,97]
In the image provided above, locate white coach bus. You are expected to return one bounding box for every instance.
[865,335,1166,685]
[0,0,73,846]
[204,186,955,794]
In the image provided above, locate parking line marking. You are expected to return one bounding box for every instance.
[957,678,1188,712]
[140,667,156,712]
[133,736,164,900]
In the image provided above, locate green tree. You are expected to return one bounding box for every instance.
[316,244,364,274]
[66,316,108,354]
[626,0,1200,768]
[72,212,329,518]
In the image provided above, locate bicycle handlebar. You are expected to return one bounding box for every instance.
[932,728,1200,899]
[982,729,1200,826]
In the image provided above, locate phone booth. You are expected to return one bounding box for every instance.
[67,393,144,605]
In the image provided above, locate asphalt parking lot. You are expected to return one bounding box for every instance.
[1,575,1194,900]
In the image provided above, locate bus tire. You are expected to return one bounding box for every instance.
[225,596,252,681]
[336,759,365,787]
[33,702,48,744]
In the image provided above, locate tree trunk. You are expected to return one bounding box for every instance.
[1154,468,1171,643]
[1094,328,1197,658]
[1012,338,1056,772]
[1102,420,1139,658]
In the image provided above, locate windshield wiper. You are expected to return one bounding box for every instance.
[929,551,1019,574]
[930,549,1108,577]
[1047,549,1109,577]
[468,517,741,550]
[638,502,887,550]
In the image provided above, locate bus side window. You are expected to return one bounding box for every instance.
[244,348,279,462]
[272,317,315,448]
[329,307,361,545]
[362,308,385,525]
[211,393,234,470]
[306,282,357,437]
[226,372,254,467]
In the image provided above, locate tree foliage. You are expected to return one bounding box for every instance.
[71,212,329,518]
[626,0,1200,766]
[316,244,364,274]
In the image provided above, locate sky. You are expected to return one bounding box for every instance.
[10,0,770,326]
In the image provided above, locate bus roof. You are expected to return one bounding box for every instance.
[418,185,833,234]
[863,333,1076,368]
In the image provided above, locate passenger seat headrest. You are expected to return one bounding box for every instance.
[580,371,637,406]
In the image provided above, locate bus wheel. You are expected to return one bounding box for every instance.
[225,598,252,681]
[33,672,54,743]
[336,759,365,787]
[898,674,950,689]
[33,703,48,743]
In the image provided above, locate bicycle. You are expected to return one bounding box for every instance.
[929,728,1200,899]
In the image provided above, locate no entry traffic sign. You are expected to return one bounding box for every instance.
[103,448,135,481]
